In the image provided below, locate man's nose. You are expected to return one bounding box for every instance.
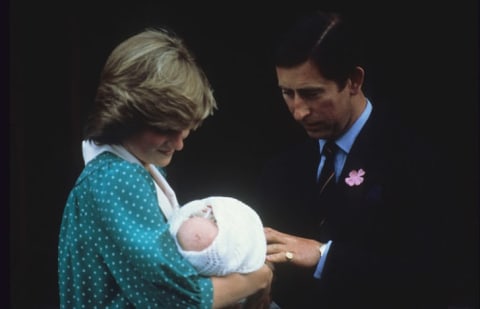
[292,97,310,121]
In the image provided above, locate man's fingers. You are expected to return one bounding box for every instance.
[266,252,290,263]
[266,243,280,254]
[264,227,288,243]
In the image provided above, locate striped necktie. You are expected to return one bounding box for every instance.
[318,141,338,195]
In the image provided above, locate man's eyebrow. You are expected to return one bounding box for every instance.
[297,87,324,93]
[298,87,322,91]
[278,85,323,91]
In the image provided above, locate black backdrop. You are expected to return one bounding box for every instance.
[9,1,479,308]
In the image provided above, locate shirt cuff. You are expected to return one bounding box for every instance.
[313,240,332,279]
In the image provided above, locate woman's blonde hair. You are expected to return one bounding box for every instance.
[84,28,217,144]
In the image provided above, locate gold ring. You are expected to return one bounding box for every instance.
[285,251,294,262]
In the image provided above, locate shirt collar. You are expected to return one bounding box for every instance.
[319,99,373,154]
[82,140,141,166]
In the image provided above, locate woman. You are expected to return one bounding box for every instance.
[58,28,273,308]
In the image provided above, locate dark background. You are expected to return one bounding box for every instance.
[8,1,478,308]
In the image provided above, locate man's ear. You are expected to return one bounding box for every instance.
[349,66,365,95]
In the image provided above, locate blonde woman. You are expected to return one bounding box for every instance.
[58,28,272,309]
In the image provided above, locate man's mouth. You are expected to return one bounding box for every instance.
[303,122,321,131]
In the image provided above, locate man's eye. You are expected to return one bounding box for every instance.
[281,89,294,97]
[303,90,325,100]
[300,91,320,99]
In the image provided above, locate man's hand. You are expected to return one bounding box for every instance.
[264,227,323,267]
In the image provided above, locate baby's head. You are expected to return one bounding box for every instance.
[176,216,218,251]
[169,196,266,276]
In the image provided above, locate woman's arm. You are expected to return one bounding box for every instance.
[211,263,273,308]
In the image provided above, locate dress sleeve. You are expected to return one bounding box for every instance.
[87,161,213,308]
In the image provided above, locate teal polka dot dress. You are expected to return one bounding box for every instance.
[58,152,213,308]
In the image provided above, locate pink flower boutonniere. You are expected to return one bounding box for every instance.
[345,169,365,187]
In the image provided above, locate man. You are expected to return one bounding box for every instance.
[256,11,446,308]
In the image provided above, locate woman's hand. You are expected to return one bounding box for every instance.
[211,263,273,309]
[264,227,323,267]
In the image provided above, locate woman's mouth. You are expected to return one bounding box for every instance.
[158,149,174,156]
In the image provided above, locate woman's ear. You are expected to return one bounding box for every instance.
[349,66,365,95]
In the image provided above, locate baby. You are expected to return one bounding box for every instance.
[169,196,267,276]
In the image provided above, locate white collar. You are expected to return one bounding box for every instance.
[81,140,179,219]
[82,140,140,165]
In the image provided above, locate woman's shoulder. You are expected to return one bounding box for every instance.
[77,152,149,185]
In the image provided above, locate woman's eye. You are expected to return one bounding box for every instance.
[151,127,177,135]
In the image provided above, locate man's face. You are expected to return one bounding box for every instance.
[276,60,355,140]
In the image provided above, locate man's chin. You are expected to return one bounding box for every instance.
[305,130,326,140]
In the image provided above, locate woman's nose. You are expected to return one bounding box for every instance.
[170,129,190,151]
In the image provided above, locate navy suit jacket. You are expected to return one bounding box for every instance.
[255,105,447,308]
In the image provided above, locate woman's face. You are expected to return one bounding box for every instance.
[123,128,190,167]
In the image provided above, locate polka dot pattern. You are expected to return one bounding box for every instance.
[58,152,213,308]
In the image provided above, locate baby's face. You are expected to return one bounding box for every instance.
[176,216,219,251]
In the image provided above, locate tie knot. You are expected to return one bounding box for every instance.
[322,141,337,157]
